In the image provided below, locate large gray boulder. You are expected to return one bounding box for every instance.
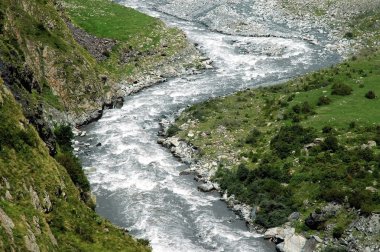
[197,182,214,192]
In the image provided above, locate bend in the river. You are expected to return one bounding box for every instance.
[77,1,341,251]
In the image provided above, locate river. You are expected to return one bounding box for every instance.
[77,1,341,251]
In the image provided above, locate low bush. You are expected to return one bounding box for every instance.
[55,152,90,192]
[54,125,74,151]
[245,128,261,145]
[166,124,181,137]
[236,164,249,181]
[332,225,345,239]
[317,96,331,106]
[365,90,376,99]
[331,83,352,96]
[270,125,316,159]
[321,135,339,152]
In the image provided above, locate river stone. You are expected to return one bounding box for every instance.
[283,234,307,252]
[197,182,214,192]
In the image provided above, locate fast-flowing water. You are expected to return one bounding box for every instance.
[78,1,341,251]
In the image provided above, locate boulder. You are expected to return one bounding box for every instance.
[276,242,285,252]
[288,212,300,221]
[179,169,197,176]
[303,237,318,252]
[283,234,307,252]
[197,182,214,192]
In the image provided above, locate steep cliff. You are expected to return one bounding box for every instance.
[0,0,201,250]
[0,78,150,251]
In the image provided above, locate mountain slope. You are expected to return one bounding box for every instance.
[0,78,150,251]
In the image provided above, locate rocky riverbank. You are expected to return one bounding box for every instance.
[158,119,380,252]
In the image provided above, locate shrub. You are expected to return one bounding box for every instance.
[236,164,249,181]
[344,32,354,39]
[322,126,333,134]
[271,125,316,159]
[317,96,331,106]
[322,135,339,152]
[75,225,94,242]
[255,200,290,228]
[166,124,180,137]
[365,90,376,99]
[245,128,261,145]
[331,83,352,96]
[56,152,90,192]
[301,101,313,114]
[292,114,301,123]
[292,104,301,114]
[332,225,344,239]
[357,148,374,162]
[348,190,373,210]
[54,125,74,151]
[137,239,150,247]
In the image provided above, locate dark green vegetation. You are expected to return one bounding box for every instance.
[54,125,90,194]
[174,47,380,241]
[0,80,151,251]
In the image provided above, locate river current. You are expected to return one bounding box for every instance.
[77,1,341,251]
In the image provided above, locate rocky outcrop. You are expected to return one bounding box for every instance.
[264,227,311,252]
[0,207,15,242]
[24,229,40,252]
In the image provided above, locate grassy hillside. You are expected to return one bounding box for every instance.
[172,45,380,248]
[61,0,194,79]
[0,79,150,251]
[0,0,196,127]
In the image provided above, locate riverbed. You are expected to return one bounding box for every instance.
[77,1,341,251]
